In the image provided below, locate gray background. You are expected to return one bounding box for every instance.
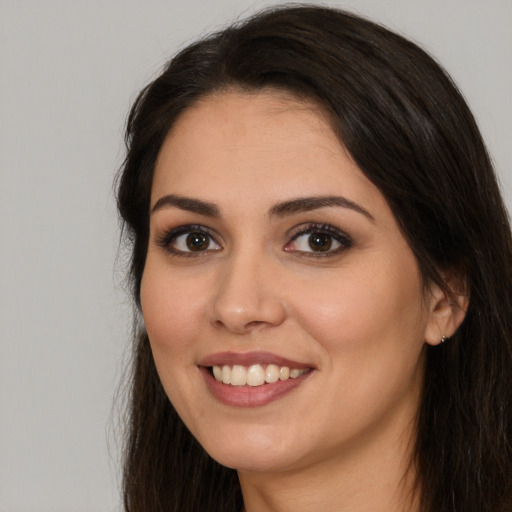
[1,0,510,510]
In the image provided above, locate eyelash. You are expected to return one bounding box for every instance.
[155,223,353,257]
[156,224,221,257]
[286,223,353,257]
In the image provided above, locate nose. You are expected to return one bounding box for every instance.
[209,250,287,334]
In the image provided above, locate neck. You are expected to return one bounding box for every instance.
[238,416,420,512]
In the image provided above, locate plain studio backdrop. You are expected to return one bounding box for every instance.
[0,0,510,510]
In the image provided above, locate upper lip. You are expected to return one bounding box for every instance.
[199,351,314,369]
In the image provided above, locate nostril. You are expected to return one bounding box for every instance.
[212,319,225,330]
[212,318,274,333]
[245,320,266,329]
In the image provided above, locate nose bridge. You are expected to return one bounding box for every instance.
[210,244,286,333]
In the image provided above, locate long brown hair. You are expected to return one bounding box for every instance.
[117,5,512,511]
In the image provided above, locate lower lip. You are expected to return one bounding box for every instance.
[200,367,312,407]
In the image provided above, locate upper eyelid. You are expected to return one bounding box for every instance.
[285,223,354,254]
[288,223,352,240]
[155,224,221,247]
[154,222,353,250]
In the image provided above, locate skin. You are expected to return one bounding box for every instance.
[140,90,465,512]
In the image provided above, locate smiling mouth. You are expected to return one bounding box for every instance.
[200,354,314,407]
[210,364,310,387]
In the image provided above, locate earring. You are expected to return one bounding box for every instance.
[440,335,448,344]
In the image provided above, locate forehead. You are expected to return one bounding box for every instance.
[151,89,381,212]
[158,89,340,158]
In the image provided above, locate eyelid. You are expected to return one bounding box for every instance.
[155,224,222,255]
[154,222,352,257]
[285,223,353,255]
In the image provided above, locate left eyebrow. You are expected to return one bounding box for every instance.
[269,195,374,222]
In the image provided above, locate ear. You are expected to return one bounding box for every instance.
[424,281,469,346]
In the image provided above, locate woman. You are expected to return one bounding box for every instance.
[117,5,512,512]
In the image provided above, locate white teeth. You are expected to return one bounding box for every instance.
[213,365,223,381]
[230,365,247,386]
[211,363,308,386]
[265,364,279,383]
[222,365,231,384]
[247,364,265,386]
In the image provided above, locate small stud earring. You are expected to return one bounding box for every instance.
[440,335,448,344]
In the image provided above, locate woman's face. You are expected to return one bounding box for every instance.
[141,90,441,474]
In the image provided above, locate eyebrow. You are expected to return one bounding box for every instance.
[269,195,374,221]
[151,194,373,221]
[151,195,220,217]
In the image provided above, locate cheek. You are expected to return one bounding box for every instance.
[140,263,209,362]
[287,257,427,356]
[285,261,428,435]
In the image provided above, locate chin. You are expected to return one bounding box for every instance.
[197,423,302,473]
[211,447,299,474]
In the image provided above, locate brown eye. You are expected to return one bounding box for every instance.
[284,224,352,256]
[157,225,222,255]
[308,233,332,252]
[186,232,210,251]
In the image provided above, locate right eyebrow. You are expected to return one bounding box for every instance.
[150,194,221,217]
